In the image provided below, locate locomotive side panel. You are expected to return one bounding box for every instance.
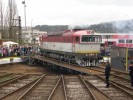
[44,42,72,53]
[42,42,101,54]
[75,43,100,53]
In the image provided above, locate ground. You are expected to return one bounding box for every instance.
[0,63,62,75]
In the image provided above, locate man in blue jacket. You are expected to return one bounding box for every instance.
[105,61,111,88]
[129,62,133,86]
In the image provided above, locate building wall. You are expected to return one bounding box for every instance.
[21,27,47,44]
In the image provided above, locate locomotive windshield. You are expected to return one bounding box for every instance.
[81,35,102,42]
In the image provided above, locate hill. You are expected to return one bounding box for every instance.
[34,25,68,32]
[34,19,133,33]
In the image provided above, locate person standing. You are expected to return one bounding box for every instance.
[105,61,111,88]
[129,62,133,86]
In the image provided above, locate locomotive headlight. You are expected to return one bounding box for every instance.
[85,54,88,56]
[90,53,94,56]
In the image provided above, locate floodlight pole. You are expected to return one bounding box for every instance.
[22,0,27,43]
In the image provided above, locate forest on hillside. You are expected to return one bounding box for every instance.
[34,19,133,33]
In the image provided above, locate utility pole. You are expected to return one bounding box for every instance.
[18,16,22,44]
[22,0,27,42]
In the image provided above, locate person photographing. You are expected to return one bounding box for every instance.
[105,61,111,88]
[129,62,133,87]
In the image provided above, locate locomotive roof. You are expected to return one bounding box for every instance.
[46,30,79,36]
[46,32,63,36]
[46,29,95,36]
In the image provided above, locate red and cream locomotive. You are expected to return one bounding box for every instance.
[39,29,102,66]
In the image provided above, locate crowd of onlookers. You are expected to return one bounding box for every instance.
[0,44,111,58]
[0,45,33,58]
[100,47,110,56]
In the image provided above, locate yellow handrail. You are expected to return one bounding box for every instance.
[126,47,128,71]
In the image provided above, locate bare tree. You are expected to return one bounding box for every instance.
[4,0,18,41]
[0,0,4,39]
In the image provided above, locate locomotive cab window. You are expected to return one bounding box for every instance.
[88,37,92,42]
[81,35,90,42]
[81,35,101,42]
[82,35,94,42]
[92,36,95,42]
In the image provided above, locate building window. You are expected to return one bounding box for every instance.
[119,39,125,43]
[106,35,111,39]
[126,39,132,43]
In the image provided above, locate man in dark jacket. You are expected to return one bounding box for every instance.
[105,61,111,88]
[129,62,133,86]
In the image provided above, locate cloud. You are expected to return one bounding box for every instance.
[75,0,133,6]
[13,0,133,26]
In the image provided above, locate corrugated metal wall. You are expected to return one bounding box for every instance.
[111,46,133,71]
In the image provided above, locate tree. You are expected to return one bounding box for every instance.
[0,0,4,39]
[4,0,18,41]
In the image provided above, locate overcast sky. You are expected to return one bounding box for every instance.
[4,0,133,26]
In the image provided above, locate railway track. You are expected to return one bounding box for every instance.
[18,75,97,100]
[97,74,133,95]
[17,75,60,100]
[90,66,130,81]
[96,66,128,75]
[0,72,9,76]
[48,75,66,100]
[0,73,22,84]
[83,75,133,100]
[18,75,133,100]
[1,56,132,100]
[0,73,132,100]
[64,75,96,100]
[0,74,41,100]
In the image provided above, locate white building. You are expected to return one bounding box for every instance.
[22,27,47,44]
